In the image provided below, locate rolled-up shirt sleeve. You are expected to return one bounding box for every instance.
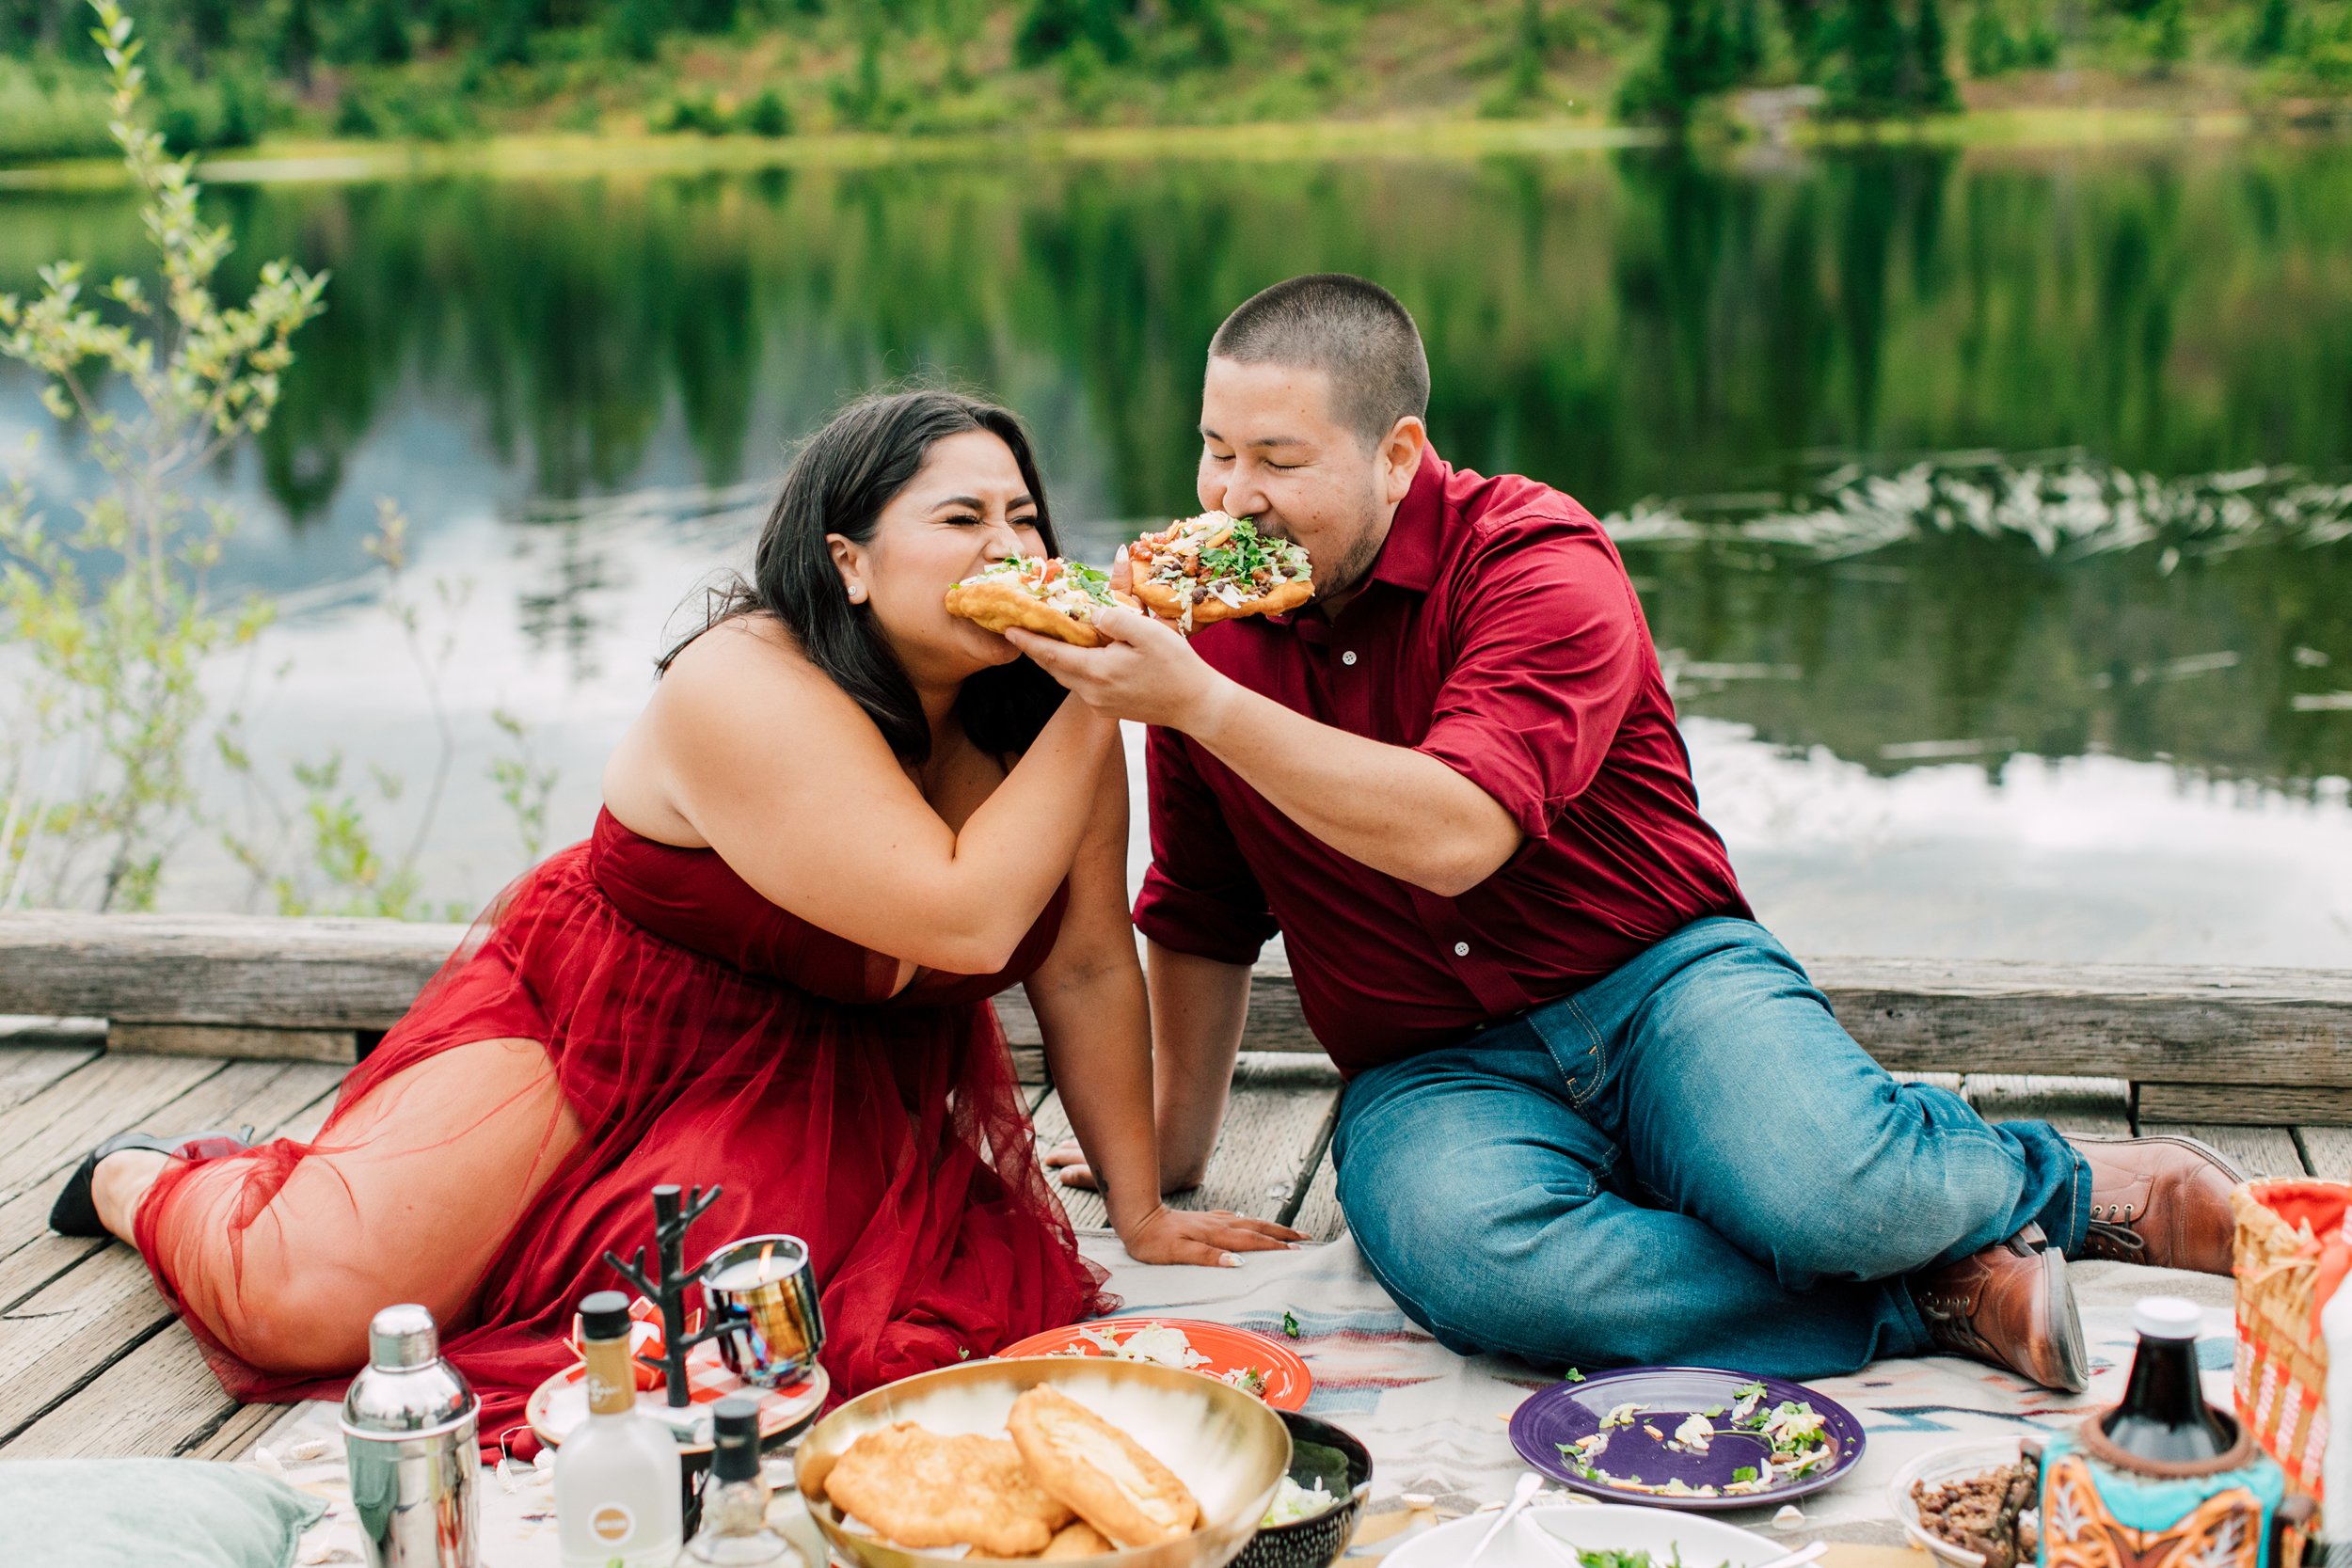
[1132,723,1279,964]
[1414,520,1649,841]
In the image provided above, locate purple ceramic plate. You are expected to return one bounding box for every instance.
[1510,1367,1867,1513]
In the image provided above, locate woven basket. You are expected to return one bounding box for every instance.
[2232,1180,2347,1499]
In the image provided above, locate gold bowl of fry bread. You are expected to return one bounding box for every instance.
[797,1355,1292,1568]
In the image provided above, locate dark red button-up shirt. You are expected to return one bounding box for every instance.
[1132,449,1750,1074]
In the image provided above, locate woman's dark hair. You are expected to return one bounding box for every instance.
[659,388,1067,763]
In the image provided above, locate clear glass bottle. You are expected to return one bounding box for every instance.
[2101,1295,2236,1465]
[683,1395,801,1566]
[555,1291,684,1568]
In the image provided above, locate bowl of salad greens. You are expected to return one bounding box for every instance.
[1232,1410,1371,1568]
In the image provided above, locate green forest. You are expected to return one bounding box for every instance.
[0,0,2346,162]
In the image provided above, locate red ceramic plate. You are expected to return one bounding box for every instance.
[993,1316,1311,1410]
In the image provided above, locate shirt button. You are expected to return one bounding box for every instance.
[1341,650,1358,667]
[1453,942,1470,957]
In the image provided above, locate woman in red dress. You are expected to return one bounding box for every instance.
[48,389,1300,1444]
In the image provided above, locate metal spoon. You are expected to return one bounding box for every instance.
[1465,1472,1546,1567]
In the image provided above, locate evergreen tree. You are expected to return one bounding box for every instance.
[186,0,235,63]
[2147,0,2186,72]
[2247,0,2290,57]
[1915,0,1961,105]
[1734,0,1765,76]
[1169,0,1231,65]
[1835,0,1909,114]
[483,0,535,63]
[1779,0,1831,71]
[1966,0,2017,72]
[358,0,411,64]
[610,0,665,60]
[277,0,320,86]
[679,0,734,33]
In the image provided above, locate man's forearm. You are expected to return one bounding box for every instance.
[1148,942,1251,1190]
[1187,679,1520,895]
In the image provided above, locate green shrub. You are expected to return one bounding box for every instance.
[0,61,117,163]
[335,83,385,136]
[1967,0,2020,72]
[660,89,731,135]
[741,87,792,136]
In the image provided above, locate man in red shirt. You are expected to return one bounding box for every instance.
[1009,274,2238,1389]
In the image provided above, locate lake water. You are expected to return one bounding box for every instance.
[4,142,2351,966]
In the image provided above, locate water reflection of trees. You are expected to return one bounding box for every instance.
[1623,463,2352,788]
[4,145,2350,782]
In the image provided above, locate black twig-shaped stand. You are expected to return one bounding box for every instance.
[603,1182,733,1409]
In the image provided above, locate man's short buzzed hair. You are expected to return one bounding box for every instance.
[1209,274,1431,449]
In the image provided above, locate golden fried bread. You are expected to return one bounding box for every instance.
[944,578,1115,648]
[1040,1520,1114,1559]
[1131,577,1311,627]
[825,1422,1074,1557]
[1008,1385,1200,1548]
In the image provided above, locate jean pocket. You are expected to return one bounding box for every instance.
[1525,996,1610,1108]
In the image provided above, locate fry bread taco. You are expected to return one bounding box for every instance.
[1008,1384,1201,1548]
[1126,512,1314,633]
[945,555,1136,648]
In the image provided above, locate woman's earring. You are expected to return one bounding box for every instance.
[847,583,866,603]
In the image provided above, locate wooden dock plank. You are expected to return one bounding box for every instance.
[2138,1085,2352,1125]
[0,1053,230,1204]
[0,1043,106,1118]
[0,912,463,1032]
[0,1060,348,1448]
[1,1320,234,1458]
[1963,1075,2134,1135]
[10,914,2352,1098]
[1288,1144,1345,1243]
[2141,1123,2309,1179]
[183,1399,295,1462]
[2292,1127,2352,1180]
[0,1060,345,1314]
[1030,1055,1341,1234]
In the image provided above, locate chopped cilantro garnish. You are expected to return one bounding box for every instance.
[1565,1368,1585,1383]
[1281,1310,1300,1338]
[1732,1465,1760,1483]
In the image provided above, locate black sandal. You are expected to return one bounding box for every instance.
[47,1125,256,1239]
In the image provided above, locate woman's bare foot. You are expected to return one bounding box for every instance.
[92,1148,172,1240]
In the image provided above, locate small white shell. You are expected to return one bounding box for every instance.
[1773,1503,1807,1530]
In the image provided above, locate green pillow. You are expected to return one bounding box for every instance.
[0,1458,326,1568]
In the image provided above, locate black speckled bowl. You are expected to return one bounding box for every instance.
[1232,1410,1373,1568]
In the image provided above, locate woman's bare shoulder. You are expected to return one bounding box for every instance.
[608,615,882,837]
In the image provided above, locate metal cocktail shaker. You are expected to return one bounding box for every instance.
[340,1303,482,1568]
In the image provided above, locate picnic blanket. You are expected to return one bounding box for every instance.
[245,1230,2237,1563]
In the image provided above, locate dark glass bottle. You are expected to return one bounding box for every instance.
[2100,1296,2236,1465]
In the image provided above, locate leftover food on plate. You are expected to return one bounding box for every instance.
[1559,1385,1836,1498]
[1572,1549,1725,1568]
[1912,1460,2042,1568]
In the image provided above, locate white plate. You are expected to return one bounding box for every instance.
[1383,1501,1783,1568]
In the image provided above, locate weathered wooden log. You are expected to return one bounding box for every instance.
[3,914,2347,1093]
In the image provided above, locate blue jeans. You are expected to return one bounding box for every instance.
[1331,918,2091,1378]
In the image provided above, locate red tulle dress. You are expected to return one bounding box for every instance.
[133,809,1111,1454]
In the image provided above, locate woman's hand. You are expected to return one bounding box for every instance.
[1117,1200,1304,1268]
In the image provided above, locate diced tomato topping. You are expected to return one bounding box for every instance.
[1041,560,1060,585]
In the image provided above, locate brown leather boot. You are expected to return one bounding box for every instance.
[1912,1225,2088,1392]
[2070,1134,2246,1275]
